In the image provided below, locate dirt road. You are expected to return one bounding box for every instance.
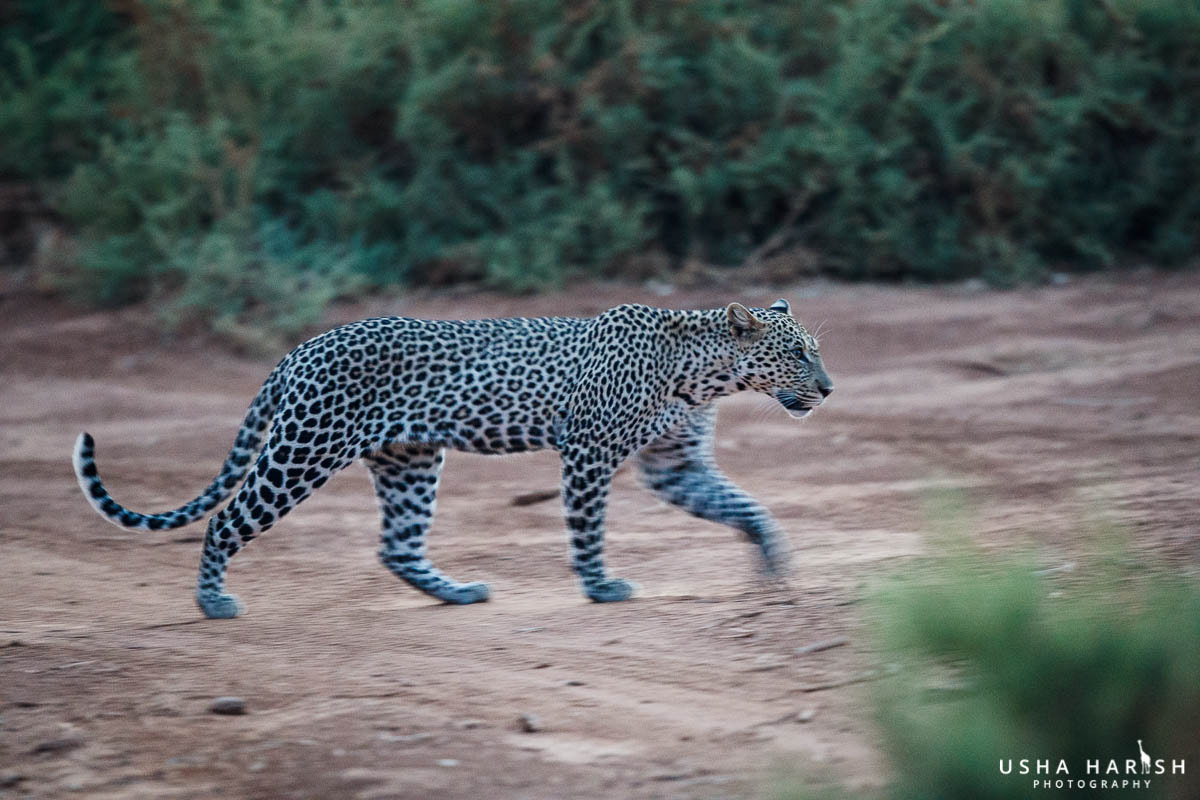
[2,272,1198,798]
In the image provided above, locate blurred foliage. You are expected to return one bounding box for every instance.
[774,538,1200,800]
[3,0,1199,332]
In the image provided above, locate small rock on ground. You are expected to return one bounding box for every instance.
[517,713,543,733]
[31,737,84,755]
[209,697,247,715]
[378,732,433,744]
[795,637,849,655]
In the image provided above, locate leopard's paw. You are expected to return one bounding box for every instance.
[441,581,491,605]
[584,577,637,603]
[196,591,245,619]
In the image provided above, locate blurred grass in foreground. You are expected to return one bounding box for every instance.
[774,531,1200,800]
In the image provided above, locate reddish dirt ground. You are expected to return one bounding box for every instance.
[2,273,1198,799]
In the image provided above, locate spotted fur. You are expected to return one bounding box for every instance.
[73,299,832,618]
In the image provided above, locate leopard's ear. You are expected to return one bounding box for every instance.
[726,302,766,339]
[769,298,791,315]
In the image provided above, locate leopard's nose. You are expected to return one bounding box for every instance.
[818,383,833,398]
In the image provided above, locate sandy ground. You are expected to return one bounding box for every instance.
[1,272,1198,799]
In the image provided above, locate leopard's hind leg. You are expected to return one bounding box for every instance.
[194,434,350,619]
[365,443,489,604]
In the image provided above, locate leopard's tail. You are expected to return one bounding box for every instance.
[72,365,285,531]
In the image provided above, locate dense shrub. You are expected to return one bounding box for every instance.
[0,1,136,180]
[776,540,1200,800]
[3,0,1198,331]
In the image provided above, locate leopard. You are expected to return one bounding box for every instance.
[73,298,833,619]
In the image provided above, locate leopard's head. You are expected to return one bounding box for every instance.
[726,298,833,419]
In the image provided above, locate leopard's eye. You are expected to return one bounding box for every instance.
[794,347,811,363]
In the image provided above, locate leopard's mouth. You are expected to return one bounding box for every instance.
[775,390,816,419]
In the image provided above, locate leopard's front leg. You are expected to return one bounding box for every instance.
[560,444,635,602]
[636,405,792,577]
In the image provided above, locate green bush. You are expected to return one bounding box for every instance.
[775,540,1200,800]
[0,1,136,180]
[4,0,1199,332]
